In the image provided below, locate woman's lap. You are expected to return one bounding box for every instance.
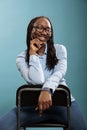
[0,101,87,130]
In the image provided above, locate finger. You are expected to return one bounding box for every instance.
[39,110,43,117]
[38,102,43,111]
[43,100,52,110]
[49,100,52,107]
[35,107,42,116]
[35,107,38,111]
[42,102,49,110]
[38,102,43,116]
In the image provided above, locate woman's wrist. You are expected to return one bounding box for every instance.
[29,50,36,55]
[42,87,53,95]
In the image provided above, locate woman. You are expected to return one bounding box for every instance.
[0,16,87,130]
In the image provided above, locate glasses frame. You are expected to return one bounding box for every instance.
[33,25,52,34]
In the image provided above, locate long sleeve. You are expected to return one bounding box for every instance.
[42,44,67,92]
[16,51,45,84]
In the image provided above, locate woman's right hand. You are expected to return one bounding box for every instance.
[29,38,43,55]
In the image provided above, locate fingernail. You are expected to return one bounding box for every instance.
[35,107,38,111]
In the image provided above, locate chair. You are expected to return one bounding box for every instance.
[16,84,71,130]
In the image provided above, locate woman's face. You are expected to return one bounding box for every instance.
[31,18,52,43]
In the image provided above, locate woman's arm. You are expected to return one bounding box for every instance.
[16,51,45,84]
[42,44,67,92]
[37,44,67,114]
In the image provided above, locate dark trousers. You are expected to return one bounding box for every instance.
[0,101,87,130]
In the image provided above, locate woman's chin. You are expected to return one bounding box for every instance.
[38,37,47,42]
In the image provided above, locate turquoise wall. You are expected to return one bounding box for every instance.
[0,0,87,130]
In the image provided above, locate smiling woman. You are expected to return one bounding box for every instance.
[0,16,87,130]
[30,17,52,55]
[26,16,58,70]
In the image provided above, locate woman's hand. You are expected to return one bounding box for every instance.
[29,38,45,55]
[35,91,52,116]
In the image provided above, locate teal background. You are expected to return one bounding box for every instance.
[0,0,87,130]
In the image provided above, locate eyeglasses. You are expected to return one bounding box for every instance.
[33,25,51,34]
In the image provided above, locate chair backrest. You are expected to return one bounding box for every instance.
[16,84,71,107]
[16,84,71,130]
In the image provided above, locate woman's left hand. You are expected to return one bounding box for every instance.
[35,91,52,116]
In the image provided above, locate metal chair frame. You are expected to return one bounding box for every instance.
[16,84,71,130]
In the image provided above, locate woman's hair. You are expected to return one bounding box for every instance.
[26,16,58,70]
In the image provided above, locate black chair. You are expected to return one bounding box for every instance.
[16,84,71,130]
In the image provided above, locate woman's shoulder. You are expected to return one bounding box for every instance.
[54,44,67,53]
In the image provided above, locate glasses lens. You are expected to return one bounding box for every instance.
[45,28,51,33]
